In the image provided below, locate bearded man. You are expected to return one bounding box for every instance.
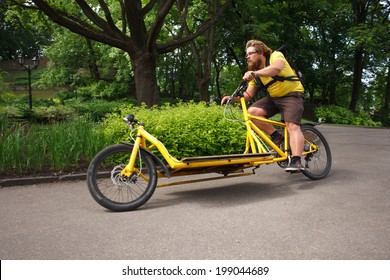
[221,40,305,172]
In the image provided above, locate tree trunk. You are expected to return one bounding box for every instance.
[349,46,364,112]
[198,79,210,101]
[383,61,390,121]
[193,25,216,102]
[329,55,337,105]
[85,39,100,82]
[349,0,369,112]
[187,3,217,102]
[321,81,328,104]
[214,61,222,101]
[131,52,160,106]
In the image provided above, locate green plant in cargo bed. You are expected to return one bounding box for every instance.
[100,102,247,160]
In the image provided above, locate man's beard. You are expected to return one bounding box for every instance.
[247,58,262,71]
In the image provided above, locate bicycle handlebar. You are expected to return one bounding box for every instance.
[223,81,247,105]
[123,114,144,126]
[232,81,247,98]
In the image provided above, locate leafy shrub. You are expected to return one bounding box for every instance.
[55,89,75,101]
[100,102,247,159]
[69,99,131,121]
[1,102,250,175]
[0,103,76,124]
[33,105,77,123]
[373,109,390,127]
[13,105,76,124]
[315,105,381,127]
[77,80,130,100]
[0,90,131,123]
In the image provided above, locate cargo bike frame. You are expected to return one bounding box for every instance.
[87,82,332,211]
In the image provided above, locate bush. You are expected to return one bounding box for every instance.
[100,102,247,159]
[0,102,251,175]
[77,80,131,100]
[27,105,77,123]
[69,99,129,122]
[0,91,131,123]
[315,105,381,127]
[4,100,385,177]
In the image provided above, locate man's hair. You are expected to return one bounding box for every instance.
[246,40,272,55]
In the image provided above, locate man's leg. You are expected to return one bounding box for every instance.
[286,122,304,157]
[285,122,305,171]
[276,93,305,171]
[247,106,276,135]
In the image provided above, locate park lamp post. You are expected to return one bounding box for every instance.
[18,54,39,110]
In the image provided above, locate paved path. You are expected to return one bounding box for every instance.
[1,125,389,260]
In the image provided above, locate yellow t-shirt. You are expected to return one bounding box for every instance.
[249,51,304,97]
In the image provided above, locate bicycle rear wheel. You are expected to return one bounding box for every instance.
[301,125,332,180]
[87,143,157,211]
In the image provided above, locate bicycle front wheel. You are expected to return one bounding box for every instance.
[87,143,157,211]
[301,125,332,180]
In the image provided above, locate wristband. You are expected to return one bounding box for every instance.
[244,91,253,99]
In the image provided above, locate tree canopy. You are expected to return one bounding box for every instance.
[11,0,231,106]
[3,0,389,123]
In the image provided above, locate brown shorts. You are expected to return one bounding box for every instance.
[250,92,304,124]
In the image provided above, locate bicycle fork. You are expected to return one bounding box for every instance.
[120,133,143,178]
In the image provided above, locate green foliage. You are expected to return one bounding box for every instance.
[0,114,111,175]
[23,105,76,123]
[76,80,130,100]
[3,0,389,116]
[0,91,76,123]
[70,99,132,122]
[315,105,381,127]
[0,72,12,102]
[101,102,247,159]
[0,91,130,123]
[2,0,390,177]
[1,99,387,177]
[1,1,52,60]
[35,28,134,97]
[0,102,249,176]
[218,66,243,96]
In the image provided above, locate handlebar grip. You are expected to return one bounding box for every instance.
[221,96,232,105]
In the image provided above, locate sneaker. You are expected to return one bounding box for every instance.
[285,161,305,172]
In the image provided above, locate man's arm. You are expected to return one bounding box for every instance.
[220,84,257,105]
[244,85,257,101]
[243,59,284,81]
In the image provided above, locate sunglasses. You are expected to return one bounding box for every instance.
[246,51,258,57]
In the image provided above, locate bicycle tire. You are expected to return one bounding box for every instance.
[87,143,157,211]
[301,125,332,180]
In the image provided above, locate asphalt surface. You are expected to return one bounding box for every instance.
[1,125,389,260]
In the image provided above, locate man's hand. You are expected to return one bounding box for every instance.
[220,96,232,105]
[243,71,256,81]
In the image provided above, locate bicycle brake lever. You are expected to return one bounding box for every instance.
[221,96,232,105]
[233,81,247,97]
[226,97,233,105]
